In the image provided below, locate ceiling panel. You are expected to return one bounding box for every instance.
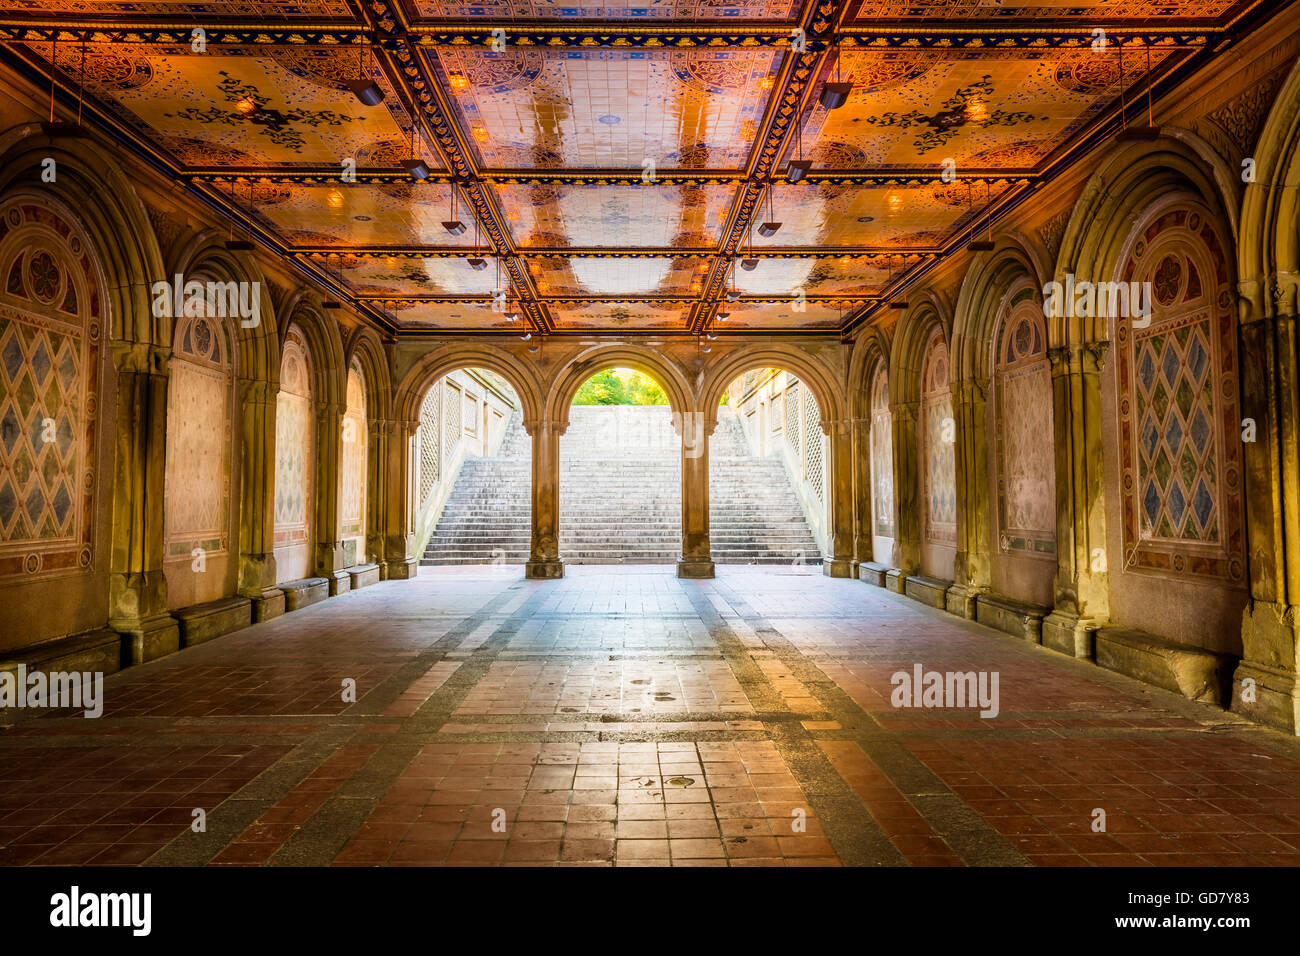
[790,48,1173,171]
[323,255,501,297]
[495,182,734,248]
[408,0,798,19]
[219,182,477,247]
[549,300,690,329]
[745,183,1013,248]
[529,256,708,296]
[31,42,419,169]
[846,0,1244,23]
[720,299,851,330]
[372,300,520,329]
[730,255,890,296]
[7,0,354,16]
[426,47,781,170]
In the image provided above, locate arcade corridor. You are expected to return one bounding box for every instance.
[3,566,1297,868]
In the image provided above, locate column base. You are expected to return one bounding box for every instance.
[822,559,853,578]
[1230,660,1300,735]
[245,587,285,623]
[526,559,564,580]
[386,558,419,580]
[324,569,351,596]
[945,583,983,620]
[676,558,715,579]
[1042,609,1098,659]
[111,613,180,666]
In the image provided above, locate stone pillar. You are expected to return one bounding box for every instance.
[236,377,283,621]
[948,378,991,618]
[1233,311,1300,733]
[886,400,921,592]
[367,418,389,579]
[851,413,876,575]
[823,417,855,577]
[108,342,179,664]
[383,417,420,579]
[313,398,349,593]
[1041,342,1110,658]
[526,418,564,579]
[677,410,715,579]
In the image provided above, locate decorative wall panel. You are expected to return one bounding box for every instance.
[0,198,102,580]
[274,324,314,582]
[1115,204,1245,586]
[340,359,366,563]
[994,287,1054,558]
[921,328,955,546]
[869,367,894,537]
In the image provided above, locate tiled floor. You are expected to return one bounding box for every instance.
[2,566,1299,867]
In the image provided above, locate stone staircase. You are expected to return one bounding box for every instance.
[421,405,821,566]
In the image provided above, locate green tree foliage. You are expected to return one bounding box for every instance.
[572,368,668,405]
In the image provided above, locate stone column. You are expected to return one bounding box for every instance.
[236,377,283,621]
[383,417,420,579]
[1233,311,1300,733]
[886,400,921,592]
[526,418,564,579]
[677,410,715,579]
[850,414,874,574]
[107,342,179,663]
[948,378,991,618]
[366,418,389,579]
[312,398,349,594]
[1042,342,1110,658]
[823,417,855,577]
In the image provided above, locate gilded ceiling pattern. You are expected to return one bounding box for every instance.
[0,0,1262,335]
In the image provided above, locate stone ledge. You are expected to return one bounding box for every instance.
[885,569,908,594]
[175,596,252,648]
[280,577,330,612]
[1095,626,1235,705]
[347,564,381,590]
[115,614,180,666]
[857,562,888,587]
[977,593,1050,643]
[326,570,351,597]
[904,575,951,610]
[0,628,121,679]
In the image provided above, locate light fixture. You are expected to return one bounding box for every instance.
[706,331,717,340]
[1115,41,1160,141]
[741,258,758,271]
[716,311,730,321]
[42,36,88,139]
[346,37,384,106]
[887,255,908,309]
[442,183,466,235]
[786,159,812,183]
[965,182,994,252]
[467,258,487,270]
[758,222,781,238]
[402,158,431,180]
[322,254,344,309]
[818,46,852,110]
[226,180,255,251]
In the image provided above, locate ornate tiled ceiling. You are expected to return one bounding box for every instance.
[0,0,1267,337]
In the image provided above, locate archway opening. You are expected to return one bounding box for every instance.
[416,367,529,568]
[561,367,679,565]
[717,368,826,566]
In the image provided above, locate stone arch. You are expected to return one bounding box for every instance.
[283,296,345,407]
[847,324,891,421]
[1054,137,1236,348]
[1239,56,1300,319]
[273,322,316,584]
[547,345,692,429]
[0,127,165,346]
[172,231,280,385]
[890,292,951,406]
[698,343,844,432]
[344,326,392,422]
[395,343,541,429]
[952,236,1045,387]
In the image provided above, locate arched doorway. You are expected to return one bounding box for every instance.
[559,367,680,565]
[416,367,528,568]
[718,367,826,566]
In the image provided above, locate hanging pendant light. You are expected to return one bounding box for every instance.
[401,117,430,180]
[225,179,256,251]
[346,36,385,106]
[819,44,852,110]
[786,111,811,182]
[442,183,466,236]
[757,186,782,237]
[467,217,487,269]
[42,35,88,138]
[965,181,994,252]
[1116,40,1160,141]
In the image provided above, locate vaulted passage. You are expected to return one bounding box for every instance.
[3,0,1300,888]
[3,566,1298,868]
